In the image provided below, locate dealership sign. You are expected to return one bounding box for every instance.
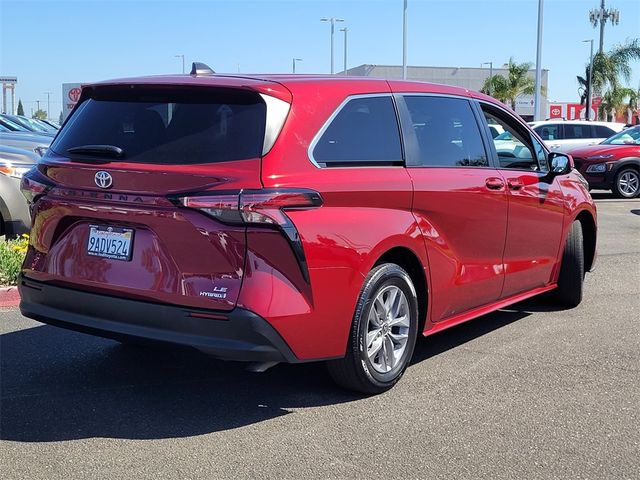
[62,83,82,121]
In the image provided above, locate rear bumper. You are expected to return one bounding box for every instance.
[18,276,299,364]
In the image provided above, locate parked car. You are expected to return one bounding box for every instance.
[567,125,640,198]
[0,114,55,137]
[0,145,37,236]
[528,120,627,152]
[0,116,31,133]
[18,68,597,393]
[0,132,51,157]
[40,119,61,130]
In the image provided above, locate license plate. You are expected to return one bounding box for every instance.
[87,225,134,261]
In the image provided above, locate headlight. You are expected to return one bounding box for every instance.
[586,163,607,173]
[586,153,614,160]
[34,146,48,157]
[0,164,32,179]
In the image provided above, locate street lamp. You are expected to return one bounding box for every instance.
[402,0,408,80]
[340,28,348,75]
[481,62,493,96]
[534,0,544,121]
[292,58,303,74]
[583,39,594,120]
[44,91,52,120]
[174,54,185,74]
[320,17,344,74]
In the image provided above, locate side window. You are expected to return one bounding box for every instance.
[564,124,593,139]
[594,125,615,138]
[403,96,488,167]
[481,106,540,171]
[312,96,402,166]
[535,123,562,141]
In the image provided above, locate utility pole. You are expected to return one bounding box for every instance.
[583,39,594,120]
[534,0,544,121]
[340,28,348,75]
[402,0,408,80]
[321,17,344,74]
[36,100,40,112]
[589,0,620,54]
[44,92,52,120]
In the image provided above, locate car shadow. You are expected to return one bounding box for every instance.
[631,209,640,216]
[1,297,548,443]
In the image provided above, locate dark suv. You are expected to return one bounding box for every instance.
[19,67,597,393]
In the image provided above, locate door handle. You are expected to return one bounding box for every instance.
[485,177,505,190]
[507,178,524,190]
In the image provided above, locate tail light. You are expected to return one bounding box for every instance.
[174,189,323,282]
[20,168,53,204]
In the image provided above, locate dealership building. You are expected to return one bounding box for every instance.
[342,64,549,121]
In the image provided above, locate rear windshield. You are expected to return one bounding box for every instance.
[50,87,266,164]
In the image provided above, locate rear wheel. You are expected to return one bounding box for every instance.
[554,221,584,308]
[327,263,419,394]
[612,168,640,198]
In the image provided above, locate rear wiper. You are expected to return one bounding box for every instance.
[67,144,124,158]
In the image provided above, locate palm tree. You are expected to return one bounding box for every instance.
[481,58,542,110]
[577,39,640,117]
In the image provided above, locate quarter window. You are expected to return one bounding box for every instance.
[312,96,403,166]
[594,125,616,138]
[403,96,488,167]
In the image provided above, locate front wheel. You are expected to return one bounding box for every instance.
[327,263,419,394]
[612,168,640,198]
[554,220,584,308]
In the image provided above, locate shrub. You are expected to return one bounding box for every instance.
[0,234,28,286]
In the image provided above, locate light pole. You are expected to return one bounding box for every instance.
[583,39,594,120]
[174,54,185,74]
[402,0,408,80]
[534,0,544,121]
[481,62,493,96]
[589,0,620,54]
[340,28,348,75]
[44,91,52,120]
[292,58,303,74]
[320,17,344,74]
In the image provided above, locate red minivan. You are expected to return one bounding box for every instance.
[19,66,597,393]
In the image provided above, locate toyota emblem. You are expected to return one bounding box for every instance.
[94,171,113,189]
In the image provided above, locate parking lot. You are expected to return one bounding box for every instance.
[1,195,638,480]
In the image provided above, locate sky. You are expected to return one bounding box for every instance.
[1,0,639,119]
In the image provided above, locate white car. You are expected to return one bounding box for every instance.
[528,120,628,152]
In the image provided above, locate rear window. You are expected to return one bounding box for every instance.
[51,87,266,164]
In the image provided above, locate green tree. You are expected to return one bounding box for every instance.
[58,111,64,124]
[32,109,47,120]
[580,39,640,119]
[16,99,24,116]
[481,58,544,110]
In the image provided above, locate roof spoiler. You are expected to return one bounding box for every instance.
[190,62,215,76]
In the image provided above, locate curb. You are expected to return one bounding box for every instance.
[0,286,20,308]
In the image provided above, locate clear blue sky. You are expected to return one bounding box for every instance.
[1,0,639,118]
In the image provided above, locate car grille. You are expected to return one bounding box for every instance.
[572,157,584,171]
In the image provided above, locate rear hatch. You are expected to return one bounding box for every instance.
[22,82,290,311]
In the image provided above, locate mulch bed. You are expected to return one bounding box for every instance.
[0,286,20,308]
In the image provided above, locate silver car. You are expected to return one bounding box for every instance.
[0,131,51,158]
[0,145,37,236]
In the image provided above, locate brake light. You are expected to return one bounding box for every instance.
[176,189,323,283]
[20,168,53,204]
[177,189,323,227]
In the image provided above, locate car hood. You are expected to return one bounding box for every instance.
[0,144,40,164]
[566,144,640,159]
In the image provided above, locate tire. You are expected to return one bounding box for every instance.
[326,263,419,394]
[554,221,584,308]
[612,168,640,198]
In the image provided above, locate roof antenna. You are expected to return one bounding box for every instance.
[190,62,215,76]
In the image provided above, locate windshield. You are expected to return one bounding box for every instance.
[601,126,640,145]
[7,115,50,133]
[51,86,266,165]
[0,117,29,131]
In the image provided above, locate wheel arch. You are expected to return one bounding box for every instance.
[373,246,428,334]
[575,209,597,272]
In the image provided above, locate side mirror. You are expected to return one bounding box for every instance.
[549,152,573,175]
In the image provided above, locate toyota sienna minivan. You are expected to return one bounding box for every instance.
[18,64,597,393]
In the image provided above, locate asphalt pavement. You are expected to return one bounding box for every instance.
[1,195,639,480]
